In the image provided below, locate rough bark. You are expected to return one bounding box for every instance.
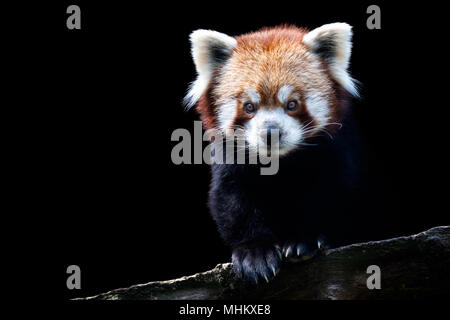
[77,226,450,300]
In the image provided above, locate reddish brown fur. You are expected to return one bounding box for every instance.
[196,89,216,131]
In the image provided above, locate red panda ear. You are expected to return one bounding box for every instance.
[184,30,237,109]
[303,23,359,97]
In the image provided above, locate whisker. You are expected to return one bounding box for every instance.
[325,122,343,129]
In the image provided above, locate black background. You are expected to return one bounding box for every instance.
[24,0,449,301]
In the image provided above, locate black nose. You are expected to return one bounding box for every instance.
[263,122,281,146]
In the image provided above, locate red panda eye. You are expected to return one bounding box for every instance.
[286,100,298,111]
[244,103,256,114]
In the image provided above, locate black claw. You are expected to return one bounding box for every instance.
[282,241,296,258]
[296,243,306,256]
[265,249,280,273]
[276,247,282,259]
[317,235,330,251]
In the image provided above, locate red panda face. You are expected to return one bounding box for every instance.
[185,24,358,156]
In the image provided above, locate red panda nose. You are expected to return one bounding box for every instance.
[262,122,281,146]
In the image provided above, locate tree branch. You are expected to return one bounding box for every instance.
[77,226,450,300]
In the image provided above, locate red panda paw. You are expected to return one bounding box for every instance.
[231,242,282,284]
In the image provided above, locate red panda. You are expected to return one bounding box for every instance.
[184,24,362,283]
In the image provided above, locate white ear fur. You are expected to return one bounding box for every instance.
[184,30,237,109]
[303,23,359,97]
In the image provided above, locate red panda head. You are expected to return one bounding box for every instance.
[184,23,358,156]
